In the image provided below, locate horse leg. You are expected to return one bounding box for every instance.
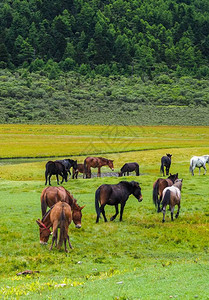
[56,174,60,185]
[199,167,201,175]
[48,174,52,186]
[100,205,108,222]
[110,204,119,221]
[170,206,175,221]
[67,234,73,249]
[45,171,48,185]
[203,165,207,175]
[175,204,180,218]
[50,230,57,251]
[127,172,129,176]
[162,206,166,223]
[97,167,101,177]
[119,203,126,221]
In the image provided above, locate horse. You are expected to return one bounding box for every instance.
[40,186,84,228]
[55,159,78,179]
[45,161,68,185]
[118,162,139,177]
[160,154,172,176]
[95,181,143,223]
[153,173,178,213]
[189,155,209,176]
[72,163,85,179]
[84,156,114,178]
[36,202,73,252]
[161,179,183,223]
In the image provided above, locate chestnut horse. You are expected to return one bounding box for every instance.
[161,179,183,223]
[40,186,84,228]
[153,173,178,213]
[72,163,85,179]
[84,156,114,178]
[36,202,73,252]
[95,181,143,223]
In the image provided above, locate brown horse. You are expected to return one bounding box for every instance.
[40,186,84,228]
[72,163,85,179]
[161,179,183,223]
[153,173,178,213]
[84,156,114,178]
[36,202,73,252]
[95,181,143,223]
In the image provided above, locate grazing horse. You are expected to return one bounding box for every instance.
[55,159,78,179]
[189,155,209,176]
[36,202,73,252]
[118,162,140,177]
[40,186,84,228]
[45,161,68,185]
[160,154,172,176]
[161,179,183,223]
[84,156,114,178]
[153,173,178,213]
[95,181,143,223]
[72,163,85,179]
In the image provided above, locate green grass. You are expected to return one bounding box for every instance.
[0,125,209,299]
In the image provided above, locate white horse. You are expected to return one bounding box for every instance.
[189,155,209,176]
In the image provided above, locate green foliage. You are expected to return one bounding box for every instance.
[1,0,209,76]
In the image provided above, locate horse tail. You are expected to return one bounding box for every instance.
[95,188,101,220]
[58,208,65,249]
[189,159,193,173]
[41,189,48,217]
[153,180,159,207]
[160,161,164,174]
[162,189,170,208]
[84,159,88,178]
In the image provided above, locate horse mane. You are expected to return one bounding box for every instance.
[98,157,109,162]
[41,204,55,222]
[64,188,81,209]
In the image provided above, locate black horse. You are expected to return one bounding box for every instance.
[55,159,77,179]
[160,154,172,176]
[118,162,140,176]
[45,161,68,185]
[95,181,143,223]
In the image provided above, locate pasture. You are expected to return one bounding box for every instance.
[0,125,209,299]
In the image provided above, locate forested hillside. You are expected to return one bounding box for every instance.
[1,0,209,78]
[1,0,209,125]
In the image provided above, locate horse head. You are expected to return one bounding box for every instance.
[130,181,143,202]
[36,219,51,244]
[108,160,114,171]
[72,205,85,228]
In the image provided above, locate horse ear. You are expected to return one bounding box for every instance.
[80,205,85,210]
[36,219,41,227]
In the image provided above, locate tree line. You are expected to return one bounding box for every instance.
[1,0,209,78]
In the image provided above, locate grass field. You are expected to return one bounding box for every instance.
[0,125,209,299]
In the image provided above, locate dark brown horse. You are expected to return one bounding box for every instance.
[72,163,85,179]
[118,162,140,176]
[36,202,73,252]
[84,156,114,178]
[153,173,178,213]
[45,161,68,185]
[160,154,172,176]
[162,179,183,222]
[40,186,84,228]
[95,181,143,223]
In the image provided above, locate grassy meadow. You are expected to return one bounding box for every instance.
[0,124,209,299]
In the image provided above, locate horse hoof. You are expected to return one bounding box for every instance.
[162,220,165,223]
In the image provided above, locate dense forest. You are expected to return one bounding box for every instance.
[1,0,209,78]
[1,0,209,125]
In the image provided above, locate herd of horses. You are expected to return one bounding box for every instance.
[37,153,209,251]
